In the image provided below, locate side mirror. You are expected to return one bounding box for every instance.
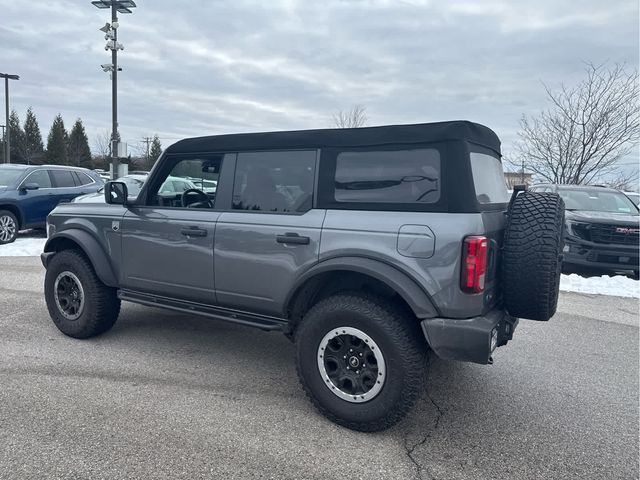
[105,181,128,205]
[22,183,40,191]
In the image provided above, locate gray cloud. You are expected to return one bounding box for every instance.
[0,0,637,163]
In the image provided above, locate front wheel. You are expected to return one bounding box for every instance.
[0,210,18,245]
[295,293,427,432]
[44,249,121,338]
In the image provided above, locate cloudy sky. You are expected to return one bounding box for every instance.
[1,0,638,163]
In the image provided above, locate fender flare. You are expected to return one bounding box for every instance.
[285,256,439,319]
[43,229,118,287]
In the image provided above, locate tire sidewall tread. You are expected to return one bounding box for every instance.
[44,249,120,338]
[295,292,426,432]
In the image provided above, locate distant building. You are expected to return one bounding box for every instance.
[504,171,533,189]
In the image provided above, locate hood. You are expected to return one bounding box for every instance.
[566,209,640,225]
[72,191,104,203]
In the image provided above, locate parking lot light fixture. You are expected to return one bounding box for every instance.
[0,73,20,164]
[91,0,136,179]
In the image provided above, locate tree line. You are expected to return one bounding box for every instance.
[1,109,163,171]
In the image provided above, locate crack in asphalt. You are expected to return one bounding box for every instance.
[403,391,445,480]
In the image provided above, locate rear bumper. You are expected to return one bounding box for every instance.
[563,235,639,272]
[420,309,518,365]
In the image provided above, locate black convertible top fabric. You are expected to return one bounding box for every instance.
[165,120,501,155]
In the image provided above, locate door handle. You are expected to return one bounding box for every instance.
[180,227,208,238]
[276,233,310,245]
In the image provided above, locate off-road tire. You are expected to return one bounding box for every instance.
[0,210,18,245]
[45,249,121,338]
[502,191,565,321]
[295,293,427,432]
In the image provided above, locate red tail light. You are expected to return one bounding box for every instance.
[461,236,488,293]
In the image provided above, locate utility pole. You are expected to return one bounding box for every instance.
[0,73,20,164]
[521,158,525,184]
[142,136,151,165]
[92,0,136,179]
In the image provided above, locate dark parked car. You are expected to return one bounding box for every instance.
[530,184,639,277]
[0,164,103,244]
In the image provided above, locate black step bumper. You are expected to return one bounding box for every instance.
[420,310,518,365]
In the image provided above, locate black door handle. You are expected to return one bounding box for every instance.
[276,233,310,245]
[181,227,208,238]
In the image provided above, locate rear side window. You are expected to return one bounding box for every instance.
[50,170,76,188]
[73,171,94,186]
[470,152,510,204]
[232,150,316,213]
[334,149,440,203]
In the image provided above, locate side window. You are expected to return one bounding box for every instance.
[149,156,223,209]
[73,171,94,186]
[50,170,76,188]
[334,148,441,203]
[232,150,316,213]
[23,170,52,188]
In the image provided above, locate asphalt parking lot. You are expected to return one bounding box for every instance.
[0,257,638,480]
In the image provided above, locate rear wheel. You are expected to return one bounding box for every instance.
[0,210,18,245]
[502,191,565,321]
[44,249,121,338]
[295,293,427,432]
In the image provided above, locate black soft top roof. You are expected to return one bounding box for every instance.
[166,120,501,156]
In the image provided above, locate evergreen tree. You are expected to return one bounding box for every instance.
[148,134,162,168]
[8,110,26,163]
[68,118,92,168]
[23,107,45,165]
[46,114,69,165]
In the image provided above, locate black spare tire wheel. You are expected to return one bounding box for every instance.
[502,191,565,321]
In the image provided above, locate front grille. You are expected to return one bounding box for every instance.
[589,224,640,246]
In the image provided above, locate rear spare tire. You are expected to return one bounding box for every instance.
[502,191,565,321]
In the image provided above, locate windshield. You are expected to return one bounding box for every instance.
[559,188,639,215]
[0,169,24,187]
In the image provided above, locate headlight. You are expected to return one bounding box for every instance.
[566,220,589,238]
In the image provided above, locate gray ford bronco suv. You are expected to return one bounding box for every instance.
[42,121,565,431]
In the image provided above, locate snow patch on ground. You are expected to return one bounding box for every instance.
[0,232,47,257]
[560,274,639,298]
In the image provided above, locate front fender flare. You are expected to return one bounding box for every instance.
[43,229,117,287]
[285,256,439,319]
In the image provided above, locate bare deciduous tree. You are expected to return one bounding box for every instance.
[603,170,639,191]
[515,62,639,185]
[93,130,111,168]
[333,104,368,128]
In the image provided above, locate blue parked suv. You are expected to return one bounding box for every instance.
[0,164,103,244]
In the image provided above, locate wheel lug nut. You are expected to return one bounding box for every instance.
[356,370,359,374]
[359,353,363,357]
[346,366,350,370]
[343,355,347,359]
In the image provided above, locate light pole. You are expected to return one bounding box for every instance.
[91,0,136,179]
[0,125,5,163]
[0,73,19,164]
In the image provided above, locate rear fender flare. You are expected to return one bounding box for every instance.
[285,256,439,319]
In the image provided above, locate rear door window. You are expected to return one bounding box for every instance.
[334,149,441,203]
[50,170,76,188]
[470,152,510,204]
